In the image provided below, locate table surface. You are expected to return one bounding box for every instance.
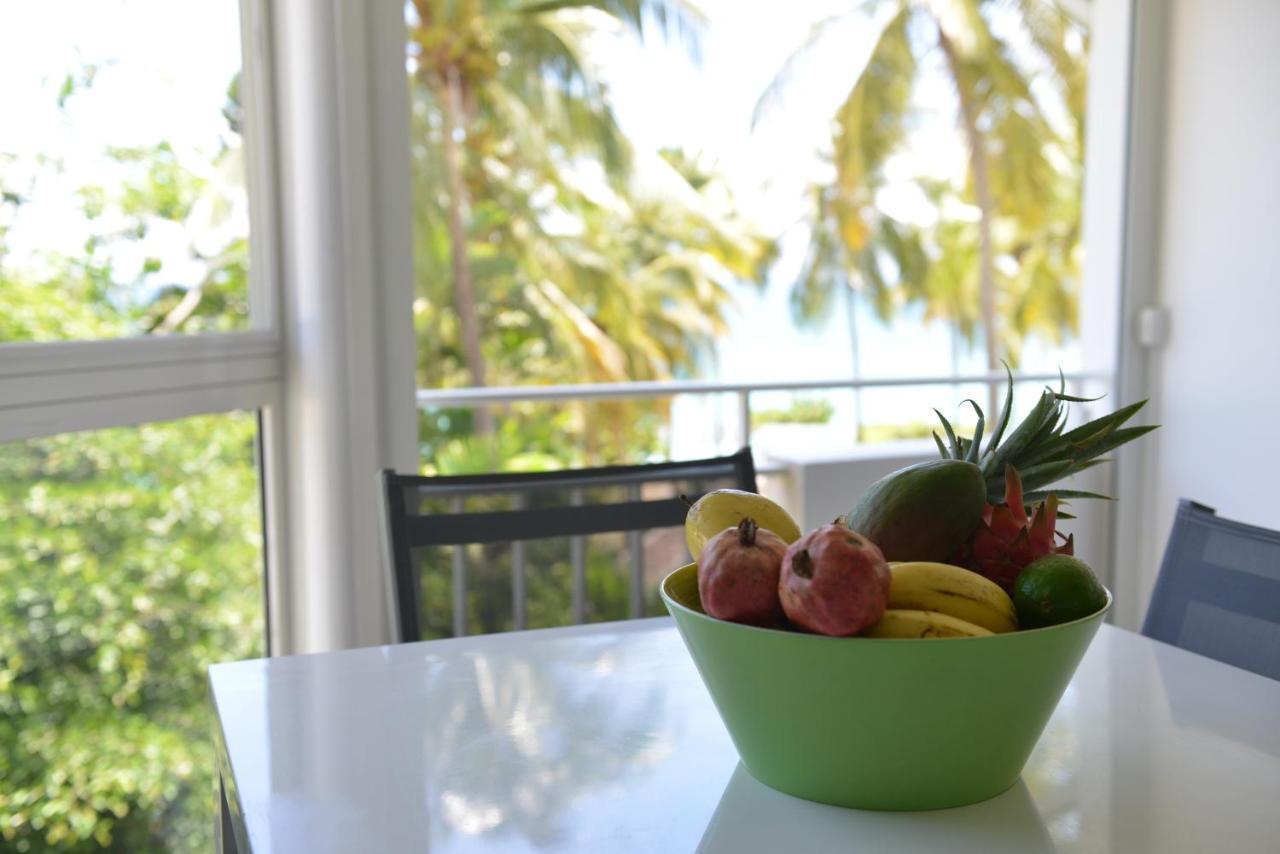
[211,620,1280,853]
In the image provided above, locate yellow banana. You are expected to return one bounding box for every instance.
[886,562,1018,634]
[684,490,801,559]
[864,609,994,639]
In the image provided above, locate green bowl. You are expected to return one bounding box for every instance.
[661,563,1110,811]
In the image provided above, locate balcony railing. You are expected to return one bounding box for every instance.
[417,370,1110,448]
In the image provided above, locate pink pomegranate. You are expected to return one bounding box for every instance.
[779,522,891,636]
[698,518,787,626]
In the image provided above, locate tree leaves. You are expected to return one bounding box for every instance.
[0,416,264,851]
[410,0,774,394]
[764,0,1087,365]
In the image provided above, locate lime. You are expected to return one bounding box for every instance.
[1012,555,1108,629]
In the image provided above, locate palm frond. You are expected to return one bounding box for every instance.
[832,5,918,202]
[750,1,887,128]
[519,0,707,59]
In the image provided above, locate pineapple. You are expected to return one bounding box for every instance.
[932,368,1157,504]
[933,369,1157,587]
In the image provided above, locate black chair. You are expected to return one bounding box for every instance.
[1142,499,1280,680]
[380,448,758,643]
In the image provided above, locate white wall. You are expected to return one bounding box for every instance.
[767,441,936,531]
[1130,0,1280,622]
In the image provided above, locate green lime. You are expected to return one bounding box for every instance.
[1012,555,1108,629]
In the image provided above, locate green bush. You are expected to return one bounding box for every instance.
[752,398,836,427]
[0,416,264,852]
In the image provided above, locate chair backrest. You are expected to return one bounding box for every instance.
[1142,499,1280,680]
[380,447,758,643]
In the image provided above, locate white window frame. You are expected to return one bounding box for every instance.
[1103,0,1173,630]
[0,0,419,656]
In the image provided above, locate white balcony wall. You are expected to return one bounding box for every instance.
[769,441,935,532]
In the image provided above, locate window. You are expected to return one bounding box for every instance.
[0,413,264,852]
[0,1,280,850]
[0,0,253,341]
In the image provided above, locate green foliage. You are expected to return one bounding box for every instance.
[408,0,774,464]
[1,67,259,852]
[752,398,835,427]
[766,0,1088,368]
[857,421,936,443]
[0,417,263,853]
[420,400,665,474]
[1,87,249,344]
[418,538,658,639]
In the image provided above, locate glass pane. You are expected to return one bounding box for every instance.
[0,1,250,342]
[0,412,264,852]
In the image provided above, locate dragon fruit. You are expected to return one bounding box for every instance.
[955,465,1074,591]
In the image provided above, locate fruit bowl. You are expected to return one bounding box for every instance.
[661,562,1110,811]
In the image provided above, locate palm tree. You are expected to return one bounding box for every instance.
[407,0,702,391]
[409,0,774,453]
[759,0,1087,407]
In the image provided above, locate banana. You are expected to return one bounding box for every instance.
[864,609,994,639]
[684,490,801,559]
[886,561,1018,634]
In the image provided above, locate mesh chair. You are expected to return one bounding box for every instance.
[380,448,758,643]
[1142,499,1280,680]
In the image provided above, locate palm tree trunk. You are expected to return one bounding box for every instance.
[938,30,999,415]
[440,65,492,432]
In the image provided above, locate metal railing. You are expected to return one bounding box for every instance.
[417,370,1110,449]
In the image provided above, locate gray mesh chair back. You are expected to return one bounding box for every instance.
[1142,499,1280,680]
[380,448,757,643]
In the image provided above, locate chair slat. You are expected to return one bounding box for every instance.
[400,454,754,497]
[512,494,527,631]
[404,497,692,546]
[512,539,526,631]
[571,488,586,625]
[451,495,467,637]
[628,483,644,619]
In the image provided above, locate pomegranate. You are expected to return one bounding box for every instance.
[698,518,787,626]
[780,521,891,636]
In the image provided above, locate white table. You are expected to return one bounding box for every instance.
[211,620,1280,853]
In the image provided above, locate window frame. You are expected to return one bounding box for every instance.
[0,332,279,442]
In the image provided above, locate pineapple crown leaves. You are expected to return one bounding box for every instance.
[932,364,1159,502]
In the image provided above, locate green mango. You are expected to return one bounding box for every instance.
[845,459,987,563]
